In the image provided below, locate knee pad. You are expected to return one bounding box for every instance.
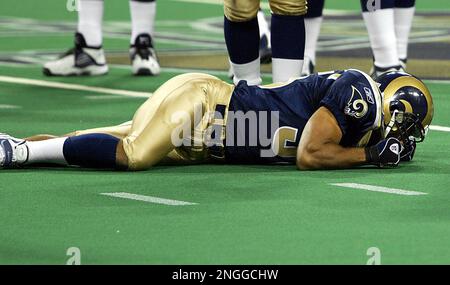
[270,0,307,16]
[224,0,260,22]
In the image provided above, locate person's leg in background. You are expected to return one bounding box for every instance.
[43,0,108,76]
[227,7,272,79]
[224,0,262,86]
[129,0,161,76]
[270,0,307,83]
[302,0,325,76]
[361,0,402,79]
[257,8,272,64]
[394,0,416,71]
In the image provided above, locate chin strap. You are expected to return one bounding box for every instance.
[384,109,401,139]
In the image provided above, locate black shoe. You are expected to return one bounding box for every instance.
[130,33,161,76]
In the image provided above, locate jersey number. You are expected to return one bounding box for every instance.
[271,127,298,158]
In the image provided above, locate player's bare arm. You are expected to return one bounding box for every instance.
[297,107,366,170]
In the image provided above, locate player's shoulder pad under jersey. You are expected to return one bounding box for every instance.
[344,69,383,128]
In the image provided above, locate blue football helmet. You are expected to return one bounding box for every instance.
[377,71,434,144]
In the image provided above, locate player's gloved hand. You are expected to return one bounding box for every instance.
[400,139,416,162]
[365,137,402,168]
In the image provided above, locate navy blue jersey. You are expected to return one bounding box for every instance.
[224,69,383,164]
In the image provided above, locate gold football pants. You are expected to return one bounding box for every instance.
[224,0,307,22]
[72,73,234,170]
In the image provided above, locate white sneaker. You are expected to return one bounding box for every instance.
[0,134,28,168]
[43,33,109,76]
[130,34,161,76]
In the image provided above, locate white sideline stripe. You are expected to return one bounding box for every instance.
[331,183,427,196]
[430,125,450,132]
[100,192,198,206]
[0,75,152,98]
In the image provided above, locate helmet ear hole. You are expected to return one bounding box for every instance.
[389,100,405,113]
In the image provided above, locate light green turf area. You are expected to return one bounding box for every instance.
[0,0,450,264]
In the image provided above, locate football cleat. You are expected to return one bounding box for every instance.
[43,33,108,76]
[130,33,161,76]
[0,134,28,168]
[301,57,315,76]
[369,64,404,81]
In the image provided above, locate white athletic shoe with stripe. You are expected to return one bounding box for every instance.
[43,33,108,76]
[0,134,28,169]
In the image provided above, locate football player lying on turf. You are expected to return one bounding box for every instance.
[0,70,433,171]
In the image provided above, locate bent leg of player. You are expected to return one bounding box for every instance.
[122,73,233,170]
[360,0,402,79]
[394,0,416,70]
[270,0,306,83]
[1,74,233,170]
[224,0,262,86]
[23,74,214,168]
[302,0,325,76]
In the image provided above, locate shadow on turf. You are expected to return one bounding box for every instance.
[2,162,426,176]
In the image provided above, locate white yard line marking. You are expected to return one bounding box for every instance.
[0,75,151,98]
[85,95,131,100]
[429,125,450,132]
[0,104,21,109]
[100,192,198,206]
[330,183,427,196]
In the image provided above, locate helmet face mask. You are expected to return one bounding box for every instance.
[385,109,426,144]
[378,71,434,145]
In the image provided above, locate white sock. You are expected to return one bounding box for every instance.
[272,58,303,83]
[304,17,323,64]
[77,0,104,47]
[362,8,399,68]
[130,0,156,44]
[257,9,271,46]
[25,137,68,165]
[304,16,323,71]
[231,57,262,86]
[394,7,415,60]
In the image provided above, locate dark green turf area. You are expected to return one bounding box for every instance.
[1,0,450,264]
